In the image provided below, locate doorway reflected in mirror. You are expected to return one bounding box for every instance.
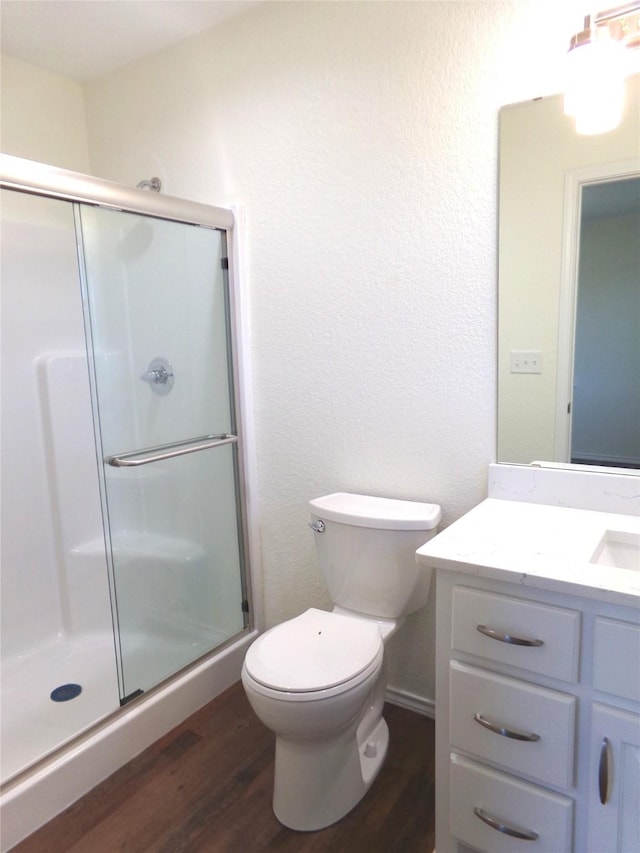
[571,178,640,468]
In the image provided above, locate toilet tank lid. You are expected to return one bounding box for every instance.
[309,493,441,530]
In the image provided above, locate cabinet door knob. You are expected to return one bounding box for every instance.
[473,712,541,742]
[477,624,544,647]
[598,736,610,805]
[473,806,539,841]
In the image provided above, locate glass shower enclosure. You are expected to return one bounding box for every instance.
[79,205,248,701]
[0,154,251,781]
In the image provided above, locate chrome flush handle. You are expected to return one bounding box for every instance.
[308,520,325,533]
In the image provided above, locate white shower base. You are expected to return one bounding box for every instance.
[1,621,231,786]
[0,629,256,852]
[1,632,119,784]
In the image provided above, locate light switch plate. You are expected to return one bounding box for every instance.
[510,350,543,374]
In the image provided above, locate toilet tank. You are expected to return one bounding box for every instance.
[308,493,441,619]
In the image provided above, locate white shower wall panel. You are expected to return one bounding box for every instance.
[0,191,101,656]
[38,354,113,639]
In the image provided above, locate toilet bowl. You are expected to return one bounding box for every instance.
[242,608,391,831]
[242,493,440,831]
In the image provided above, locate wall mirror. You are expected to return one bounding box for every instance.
[497,73,639,469]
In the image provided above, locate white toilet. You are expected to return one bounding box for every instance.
[241,492,440,831]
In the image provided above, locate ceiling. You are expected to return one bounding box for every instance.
[0,0,260,82]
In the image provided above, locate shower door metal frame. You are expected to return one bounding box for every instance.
[0,154,234,229]
[0,153,256,688]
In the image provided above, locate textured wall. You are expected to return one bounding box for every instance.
[0,53,90,172]
[76,0,586,702]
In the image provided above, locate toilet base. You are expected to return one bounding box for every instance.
[272,715,389,832]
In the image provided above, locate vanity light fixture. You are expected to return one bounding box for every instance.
[565,2,640,134]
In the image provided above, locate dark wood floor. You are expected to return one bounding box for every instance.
[13,681,435,853]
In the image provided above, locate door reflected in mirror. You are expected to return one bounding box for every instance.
[497,74,640,470]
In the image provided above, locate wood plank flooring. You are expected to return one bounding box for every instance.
[12,681,435,853]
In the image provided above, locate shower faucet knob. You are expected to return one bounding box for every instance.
[142,366,169,384]
[140,357,174,395]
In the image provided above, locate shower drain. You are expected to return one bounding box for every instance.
[50,683,82,702]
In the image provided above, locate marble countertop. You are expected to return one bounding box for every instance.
[416,498,640,607]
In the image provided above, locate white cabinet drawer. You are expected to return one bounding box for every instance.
[450,661,576,789]
[451,586,581,683]
[593,617,640,702]
[450,753,574,853]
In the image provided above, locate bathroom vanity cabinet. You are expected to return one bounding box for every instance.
[416,498,640,853]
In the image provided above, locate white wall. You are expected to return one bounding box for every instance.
[2,0,593,704]
[80,0,592,702]
[0,53,90,172]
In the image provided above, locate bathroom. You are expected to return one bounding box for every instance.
[1,0,638,850]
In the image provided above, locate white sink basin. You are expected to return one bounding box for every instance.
[591,530,640,572]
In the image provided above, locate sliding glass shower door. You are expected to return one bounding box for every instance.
[78,206,247,702]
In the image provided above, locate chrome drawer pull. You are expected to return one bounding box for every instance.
[598,736,610,805]
[477,624,544,647]
[474,806,539,841]
[473,712,541,742]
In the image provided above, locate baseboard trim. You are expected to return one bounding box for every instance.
[385,686,435,719]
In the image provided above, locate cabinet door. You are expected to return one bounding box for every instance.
[587,703,640,853]
[593,618,640,703]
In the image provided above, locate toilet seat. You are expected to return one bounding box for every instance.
[244,608,383,694]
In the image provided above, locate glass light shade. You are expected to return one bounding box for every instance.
[564,35,626,134]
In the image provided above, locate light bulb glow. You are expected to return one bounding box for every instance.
[564,34,626,134]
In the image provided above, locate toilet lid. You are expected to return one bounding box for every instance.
[244,608,383,692]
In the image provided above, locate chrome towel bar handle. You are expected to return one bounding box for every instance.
[107,433,238,467]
